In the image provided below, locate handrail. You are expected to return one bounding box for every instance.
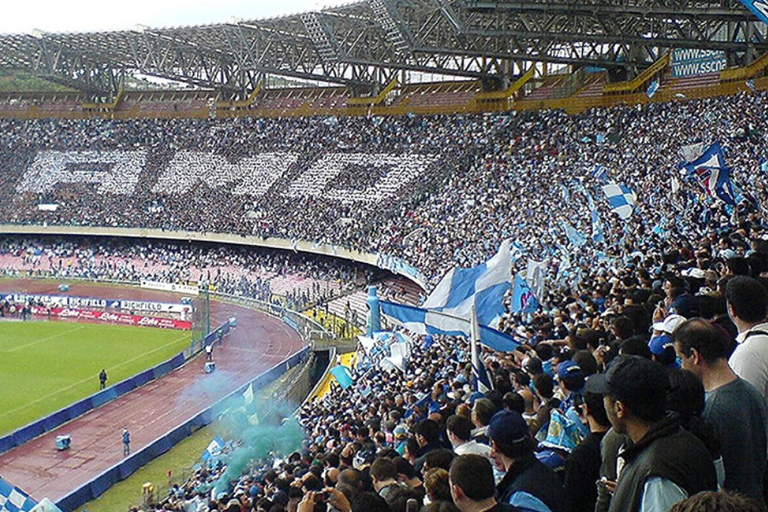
[347,78,399,106]
[216,84,263,109]
[475,67,536,101]
[603,52,671,93]
[720,52,768,81]
[82,87,125,111]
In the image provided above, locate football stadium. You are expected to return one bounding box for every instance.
[1,0,768,511]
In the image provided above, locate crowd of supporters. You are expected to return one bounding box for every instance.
[0,236,376,311]
[0,92,766,286]
[3,90,768,512]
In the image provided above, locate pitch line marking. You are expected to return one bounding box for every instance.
[0,332,189,422]
[4,324,87,353]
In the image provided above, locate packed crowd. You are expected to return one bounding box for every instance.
[112,92,768,512]
[3,90,768,512]
[0,236,377,310]
[143,237,768,512]
[0,93,766,286]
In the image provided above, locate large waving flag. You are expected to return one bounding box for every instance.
[511,275,540,314]
[591,164,608,182]
[585,191,605,243]
[561,219,587,247]
[681,142,737,205]
[330,366,354,389]
[602,182,637,220]
[358,331,412,371]
[201,437,225,461]
[380,301,519,353]
[525,259,547,305]
[422,240,513,328]
[470,305,492,392]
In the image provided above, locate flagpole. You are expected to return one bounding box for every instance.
[470,303,479,392]
[470,303,490,393]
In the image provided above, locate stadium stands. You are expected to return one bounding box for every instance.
[2,85,768,512]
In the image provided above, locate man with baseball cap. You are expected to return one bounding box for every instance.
[586,355,716,512]
[487,410,565,512]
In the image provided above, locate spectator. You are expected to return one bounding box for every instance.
[563,389,611,512]
[487,410,565,512]
[446,415,491,457]
[674,318,767,500]
[449,454,518,512]
[588,355,717,512]
[725,276,768,402]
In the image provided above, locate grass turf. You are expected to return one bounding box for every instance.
[0,320,191,436]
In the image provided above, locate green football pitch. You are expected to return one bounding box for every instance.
[0,321,191,436]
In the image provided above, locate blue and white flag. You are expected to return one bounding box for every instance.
[558,183,571,202]
[561,219,587,247]
[243,383,254,405]
[525,259,547,304]
[646,79,660,98]
[0,478,36,512]
[747,79,757,93]
[586,191,605,243]
[681,142,737,205]
[201,437,225,461]
[591,165,608,182]
[27,499,62,512]
[760,158,768,174]
[510,241,526,262]
[511,275,539,314]
[736,0,768,26]
[330,365,354,389]
[380,301,519,353]
[358,331,412,371]
[422,240,513,328]
[602,182,637,220]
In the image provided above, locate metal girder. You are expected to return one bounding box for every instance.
[0,0,765,94]
[464,0,755,20]
[0,33,124,97]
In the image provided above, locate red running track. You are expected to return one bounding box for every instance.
[0,280,306,503]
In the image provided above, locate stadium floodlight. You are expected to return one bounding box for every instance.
[134,24,149,33]
[29,29,44,39]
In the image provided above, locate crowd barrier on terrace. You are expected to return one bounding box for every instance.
[55,347,310,512]
[0,319,232,458]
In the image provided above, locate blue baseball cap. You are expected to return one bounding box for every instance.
[557,360,583,380]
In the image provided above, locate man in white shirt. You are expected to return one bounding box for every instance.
[726,276,768,402]
[447,414,492,456]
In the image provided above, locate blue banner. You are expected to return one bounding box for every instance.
[738,0,768,26]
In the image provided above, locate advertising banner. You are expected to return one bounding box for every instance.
[0,293,190,314]
[140,281,199,296]
[30,306,192,330]
[671,48,726,77]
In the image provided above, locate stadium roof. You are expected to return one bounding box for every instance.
[0,0,766,99]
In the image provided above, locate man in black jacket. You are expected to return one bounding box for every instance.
[488,409,565,512]
[588,355,716,512]
[563,390,611,512]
